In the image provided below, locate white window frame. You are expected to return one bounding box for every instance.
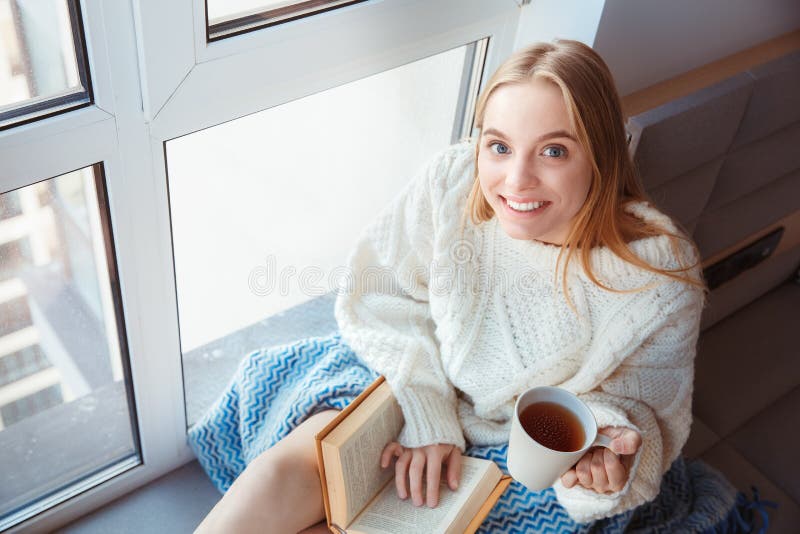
[0,0,521,530]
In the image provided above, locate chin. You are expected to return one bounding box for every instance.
[498,220,539,241]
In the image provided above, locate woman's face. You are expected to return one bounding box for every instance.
[477,78,593,244]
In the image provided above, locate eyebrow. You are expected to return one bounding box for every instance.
[482,127,577,143]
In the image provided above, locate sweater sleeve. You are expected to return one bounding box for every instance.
[553,275,704,523]
[334,148,466,451]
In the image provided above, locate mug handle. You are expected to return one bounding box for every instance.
[591,433,613,449]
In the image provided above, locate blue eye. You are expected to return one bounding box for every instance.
[543,146,566,158]
[490,142,509,155]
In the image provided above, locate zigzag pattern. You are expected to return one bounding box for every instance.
[188,333,750,533]
[466,443,631,534]
[188,333,377,491]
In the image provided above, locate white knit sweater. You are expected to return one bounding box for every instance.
[334,141,704,522]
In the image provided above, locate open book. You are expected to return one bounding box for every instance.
[315,377,511,534]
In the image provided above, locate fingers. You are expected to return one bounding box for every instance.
[425,450,443,508]
[394,448,412,500]
[604,447,627,492]
[566,448,628,494]
[561,468,578,488]
[599,426,642,456]
[590,449,609,490]
[390,444,461,507]
[381,442,404,468]
[409,449,426,507]
[622,428,643,455]
[575,452,593,488]
[445,448,462,491]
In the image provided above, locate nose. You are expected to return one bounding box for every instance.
[505,154,540,190]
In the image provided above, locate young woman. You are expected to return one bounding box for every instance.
[194,40,708,533]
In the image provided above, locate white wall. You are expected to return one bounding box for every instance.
[512,0,799,97]
[514,0,605,50]
[593,0,800,95]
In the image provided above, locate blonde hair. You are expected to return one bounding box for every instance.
[465,39,705,295]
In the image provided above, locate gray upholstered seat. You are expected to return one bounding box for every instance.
[626,50,800,329]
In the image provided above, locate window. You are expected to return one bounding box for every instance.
[0,345,49,387]
[0,192,23,220]
[0,167,138,529]
[0,242,30,283]
[0,296,31,336]
[0,0,91,129]
[0,383,62,426]
[0,0,519,529]
[169,43,478,425]
[207,0,368,40]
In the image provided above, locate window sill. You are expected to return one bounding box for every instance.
[183,292,338,426]
[59,460,219,533]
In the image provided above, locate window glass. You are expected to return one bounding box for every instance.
[207,0,367,40]
[0,345,49,387]
[0,192,23,220]
[0,0,90,129]
[167,45,470,425]
[0,166,138,530]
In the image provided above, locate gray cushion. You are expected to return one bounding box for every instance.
[628,49,800,330]
[706,121,800,210]
[732,50,800,149]
[647,157,722,229]
[627,73,753,190]
[693,168,800,258]
[683,217,699,235]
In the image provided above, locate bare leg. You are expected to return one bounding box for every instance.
[195,410,339,534]
[298,521,330,533]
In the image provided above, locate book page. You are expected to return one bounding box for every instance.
[347,457,494,534]
[337,392,404,523]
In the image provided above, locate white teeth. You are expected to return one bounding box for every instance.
[506,198,545,212]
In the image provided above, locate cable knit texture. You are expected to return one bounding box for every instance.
[334,141,704,523]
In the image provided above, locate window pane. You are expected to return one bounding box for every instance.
[0,167,138,530]
[167,45,470,425]
[0,0,91,129]
[207,0,367,40]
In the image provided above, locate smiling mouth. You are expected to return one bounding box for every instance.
[501,196,551,213]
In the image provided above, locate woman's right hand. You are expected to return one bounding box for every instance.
[380,442,462,508]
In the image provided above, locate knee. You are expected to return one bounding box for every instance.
[201,422,331,533]
[232,410,338,503]
[252,447,320,497]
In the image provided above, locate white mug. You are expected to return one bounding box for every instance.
[506,386,612,491]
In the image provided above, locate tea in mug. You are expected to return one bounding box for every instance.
[519,401,585,452]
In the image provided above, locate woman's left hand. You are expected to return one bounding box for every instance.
[560,426,642,494]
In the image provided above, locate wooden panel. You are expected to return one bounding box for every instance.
[622,30,800,117]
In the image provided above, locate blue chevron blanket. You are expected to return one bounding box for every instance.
[188,333,772,533]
